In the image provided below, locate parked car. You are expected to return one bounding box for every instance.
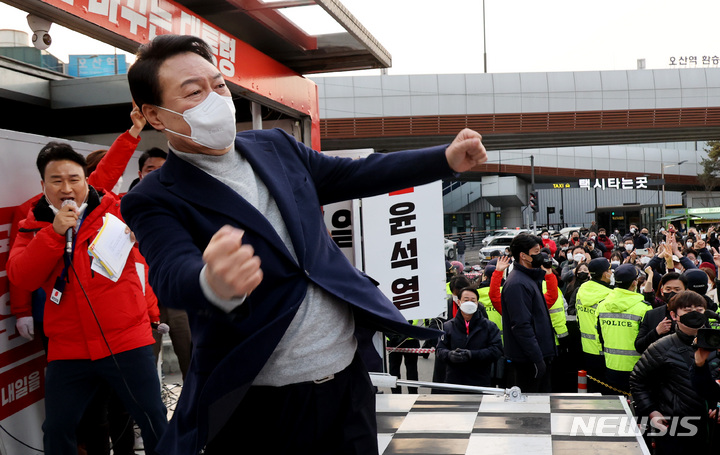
[558,226,589,239]
[479,236,515,264]
[481,228,530,247]
[444,238,457,260]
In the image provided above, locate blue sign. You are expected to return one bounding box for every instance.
[68,54,127,77]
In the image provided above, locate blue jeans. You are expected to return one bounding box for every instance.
[43,345,168,455]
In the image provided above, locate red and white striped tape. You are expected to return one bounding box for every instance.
[386,347,435,354]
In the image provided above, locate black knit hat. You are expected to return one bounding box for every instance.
[588,258,610,277]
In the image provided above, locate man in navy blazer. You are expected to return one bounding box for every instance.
[123,34,487,454]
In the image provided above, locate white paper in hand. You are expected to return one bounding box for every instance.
[88,214,135,282]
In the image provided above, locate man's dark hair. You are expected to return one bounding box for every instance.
[510,233,543,262]
[458,287,479,300]
[128,35,214,110]
[668,290,707,313]
[683,248,698,259]
[138,147,168,171]
[657,272,687,293]
[36,142,87,180]
[449,275,471,294]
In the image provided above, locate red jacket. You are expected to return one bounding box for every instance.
[8,188,155,361]
[8,130,141,323]
[596,234,615,259]
[489,268,558,314]
[541,237,557,255]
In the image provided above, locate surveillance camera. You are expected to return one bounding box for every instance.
[27,14,52,51]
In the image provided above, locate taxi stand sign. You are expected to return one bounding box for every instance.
[535,177,662,191]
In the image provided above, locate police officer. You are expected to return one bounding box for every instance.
[575,258,613,392]
[597,264,650,393]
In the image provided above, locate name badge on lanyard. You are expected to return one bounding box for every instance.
[50,276,66,304]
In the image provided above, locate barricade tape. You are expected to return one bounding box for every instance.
[386,347,436,354]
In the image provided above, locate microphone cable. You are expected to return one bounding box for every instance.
[69,258,161,446]
[0,422,44,453]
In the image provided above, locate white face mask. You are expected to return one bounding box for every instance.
[624,244,634,252]
[686,241,693,248]
[542,234,549,240]
[460,301,478,315]
[611,260,621,266]
[574,253,585,263]
[640,256,651,265]
[610,273,615,286]
[156,92,237,150]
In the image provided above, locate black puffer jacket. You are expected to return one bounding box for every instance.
[436,310,502,387]
[630,330,707,418]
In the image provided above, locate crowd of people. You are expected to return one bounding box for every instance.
[400,225,720,452]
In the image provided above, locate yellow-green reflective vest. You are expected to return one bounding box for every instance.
[542,281,568,345]
[708,316,720,329]
[477,286,503,343]
[596,288,649,372]
[576,280,612,355]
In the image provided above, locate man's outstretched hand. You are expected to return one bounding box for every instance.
[445,129,488,173]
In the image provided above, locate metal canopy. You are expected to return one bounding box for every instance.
[166,0,390,74]
[3,0,390,75]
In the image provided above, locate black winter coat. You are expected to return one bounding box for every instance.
[501,264,557,363]
[436,311,502,387]
[635,304,674,354]
[630,331,707,419]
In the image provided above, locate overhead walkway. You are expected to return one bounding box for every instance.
[313,68,720,152]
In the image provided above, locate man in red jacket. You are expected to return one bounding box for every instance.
[540,229,557,255]
[596,227,615,260]
[7,143,167,455]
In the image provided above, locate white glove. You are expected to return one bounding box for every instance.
[156,323,170,335]
[16,317,34,341]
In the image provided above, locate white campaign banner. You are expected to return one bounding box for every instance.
[323,200,363,269]
[361,182,447,321]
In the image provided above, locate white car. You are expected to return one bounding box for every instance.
[479,236,516,264]
[444,238,457,260]
[558,226,589,239]
[481,229,530,247]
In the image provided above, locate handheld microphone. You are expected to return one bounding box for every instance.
[61,199,77,255]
